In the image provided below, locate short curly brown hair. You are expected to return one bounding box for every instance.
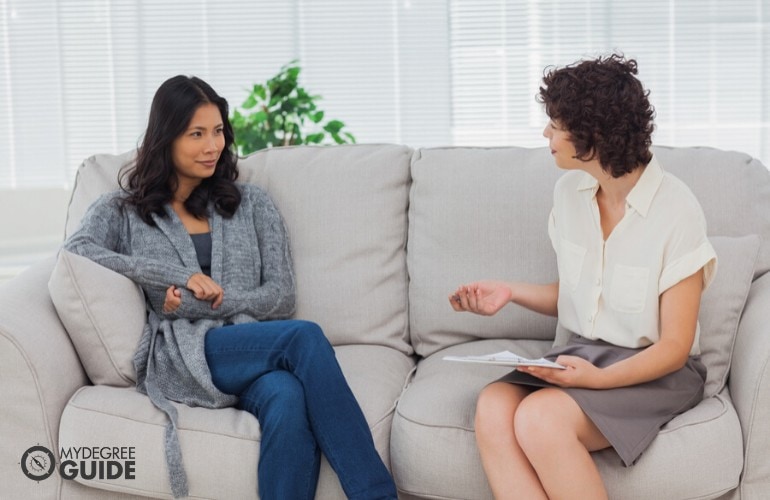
[538,54,655,177]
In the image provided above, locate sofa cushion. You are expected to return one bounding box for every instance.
[592,393,742,499]
[58,345,414,499]
[65,150,135,238]
[391,338,550,499]
[48,250,145,386]
[60,385,260,498]
[407,147,562,357]
[237,145,413,353]
[699,235,760,397]
[391,338,743,499]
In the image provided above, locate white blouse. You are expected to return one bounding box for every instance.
[549,155,717,355]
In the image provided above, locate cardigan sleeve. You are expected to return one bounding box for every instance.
[64,193,194,290]
[220,187,296,319]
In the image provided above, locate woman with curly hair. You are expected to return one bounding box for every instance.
[64,75,397,500]
[450,54,717,499]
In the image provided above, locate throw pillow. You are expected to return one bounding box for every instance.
[48,250,145,386]
[699,234,761,397]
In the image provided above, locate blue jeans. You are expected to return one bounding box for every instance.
[204,319,397,500]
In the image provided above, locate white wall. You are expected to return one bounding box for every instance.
[0,188,71,283]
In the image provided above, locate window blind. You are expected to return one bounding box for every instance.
[1,0,768,189]
[449,0,770,162]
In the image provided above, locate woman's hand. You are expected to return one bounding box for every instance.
[449,280,513,316]
[186,273,224,309]
[163,285,182,313]
[520,355,606,389]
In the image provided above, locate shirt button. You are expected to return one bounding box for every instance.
[596,278,601,286]
[588,314,593,322]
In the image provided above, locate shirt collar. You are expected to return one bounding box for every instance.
[576,154,663,218]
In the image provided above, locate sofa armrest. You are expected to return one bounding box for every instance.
[729,271,770,499]
[0,257,89,497]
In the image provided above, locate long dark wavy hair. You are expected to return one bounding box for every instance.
[119,75,241,225]
[537,54,655,177]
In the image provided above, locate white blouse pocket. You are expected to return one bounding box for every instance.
[610,264,649,314]
[558,238,586,291]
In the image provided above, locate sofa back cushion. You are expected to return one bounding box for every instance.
[237,144,413,352]
[407,147,563,357]
[65,151,136,238]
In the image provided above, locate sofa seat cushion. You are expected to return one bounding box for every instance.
[391,338,551,499]
[391,339,743,499]
[592,393,742,499]
[59,385,260,499]
[59,345,414,499]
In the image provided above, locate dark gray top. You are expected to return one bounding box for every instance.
[190,232,212,276]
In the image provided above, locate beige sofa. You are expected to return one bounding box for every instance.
[1,144,768,499]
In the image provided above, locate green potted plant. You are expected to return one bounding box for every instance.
[230,61,356,156]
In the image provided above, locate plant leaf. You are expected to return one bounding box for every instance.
[242,94,258,109]
[306,132,325,144]
[251,110,268,124]
[253,84,266,100]
[324,120,344,134]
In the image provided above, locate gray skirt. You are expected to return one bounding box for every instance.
[496,334,707,467]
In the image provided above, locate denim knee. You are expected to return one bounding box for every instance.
[288,320,333,352]
[240,371,307,425]
[292,320,324,339]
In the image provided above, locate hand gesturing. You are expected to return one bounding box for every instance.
[449,281,513,316]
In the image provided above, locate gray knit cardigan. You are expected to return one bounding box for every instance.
[63,183,296,497]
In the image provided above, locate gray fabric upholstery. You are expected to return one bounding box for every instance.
[238,145,413,354]
[699,235,761,397]
[408,147,561,356]
[729,271,770,499]
[48,250,144,386]
[64,150,136,238]
[0,258,89,499]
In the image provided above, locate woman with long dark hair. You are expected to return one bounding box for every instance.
[64,75,397,500]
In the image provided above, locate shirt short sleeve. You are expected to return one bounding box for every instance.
[658,207,718,294]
